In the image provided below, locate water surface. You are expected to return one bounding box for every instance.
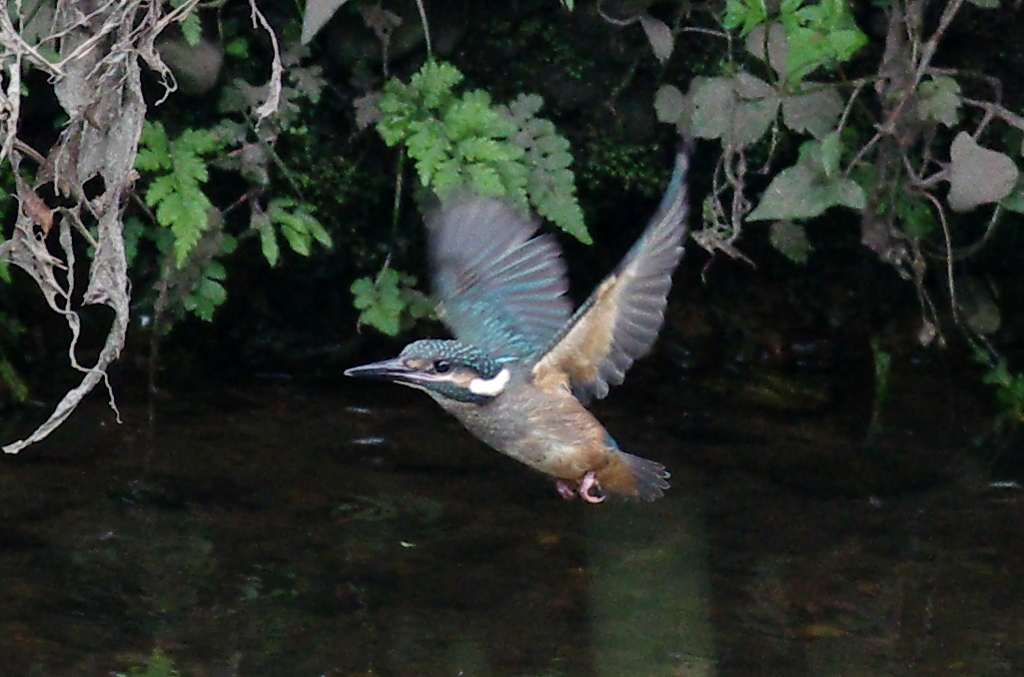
[0,367,1020,676]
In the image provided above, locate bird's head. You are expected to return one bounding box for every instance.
[344,339,512,404]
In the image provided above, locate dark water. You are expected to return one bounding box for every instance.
[0,366,1021,676]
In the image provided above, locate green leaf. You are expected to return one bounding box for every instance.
[157,187,211,265]
[251,206,279,266]
[266,198,331,257]
[351,270,402,335]
[781,83,843,139]
[769,220,812,263]
[144,174,177,207]
[413,60,464,110]
[897,196,935,239]
[466,163,505,196]
[690,73,780,148]
[123,216,145,267]
[778,0,867,84]
[281,227,310,256]
[183,262,229,322]
[748,138,866,221]
[724,0,768,35]
[654,84,692,134]
[1001,174,1024,214]
[500,94,588,242]
[0,357,29,403]
[377,61,588,243]
[917,75,961,127]
[136,121,229,266]
[307,217,333,248]
[224,37,249,58]
[947,132,1019,212]
[819,130,842,178]
[639,15,674,64]
[351,268,434,335]
[180,12,202,46]
[136,121,171,171]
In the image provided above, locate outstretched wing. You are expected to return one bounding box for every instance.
[530,147,690,400]
[427,195,573,359]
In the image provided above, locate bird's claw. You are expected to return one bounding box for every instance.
[556,479,577,500]
[555,471,605,504]
[578,471,605,503]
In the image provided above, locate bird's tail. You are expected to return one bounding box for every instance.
[598,449,670,501]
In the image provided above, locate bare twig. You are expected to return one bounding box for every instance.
[248,0,283,122]
[0,6,62,77]
[414,0,432,60]
[963,98,1024,134]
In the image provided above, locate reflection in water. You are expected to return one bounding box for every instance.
[588,485,715,677]
[0,372,1021,676]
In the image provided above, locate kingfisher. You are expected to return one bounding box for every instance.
[345,147,690,503]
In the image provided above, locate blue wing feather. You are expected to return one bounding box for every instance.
[426,196,572,359]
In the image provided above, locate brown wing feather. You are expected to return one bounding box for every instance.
[531,148,690,400]
[532,275,620,393]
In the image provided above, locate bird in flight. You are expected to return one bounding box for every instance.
[346,147,690,503]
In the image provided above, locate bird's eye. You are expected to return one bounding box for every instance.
[433,359,451,373]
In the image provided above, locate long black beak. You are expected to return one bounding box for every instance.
[344,357,410,381]
[345,358,446,393]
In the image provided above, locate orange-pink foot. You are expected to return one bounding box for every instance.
[555,471,605,503]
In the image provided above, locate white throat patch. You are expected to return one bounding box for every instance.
[468,367,511,397]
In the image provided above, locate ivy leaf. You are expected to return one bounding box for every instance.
[746,22,788,76]
[301,0,353,44]
[748,138,866,221]
[654,84,691,132]
[916,75,961,127]
[781,83,843,139]
[639,14,674,63]
[690,77,733,141]
[947,132,1019,212]
[691,73,779,148]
